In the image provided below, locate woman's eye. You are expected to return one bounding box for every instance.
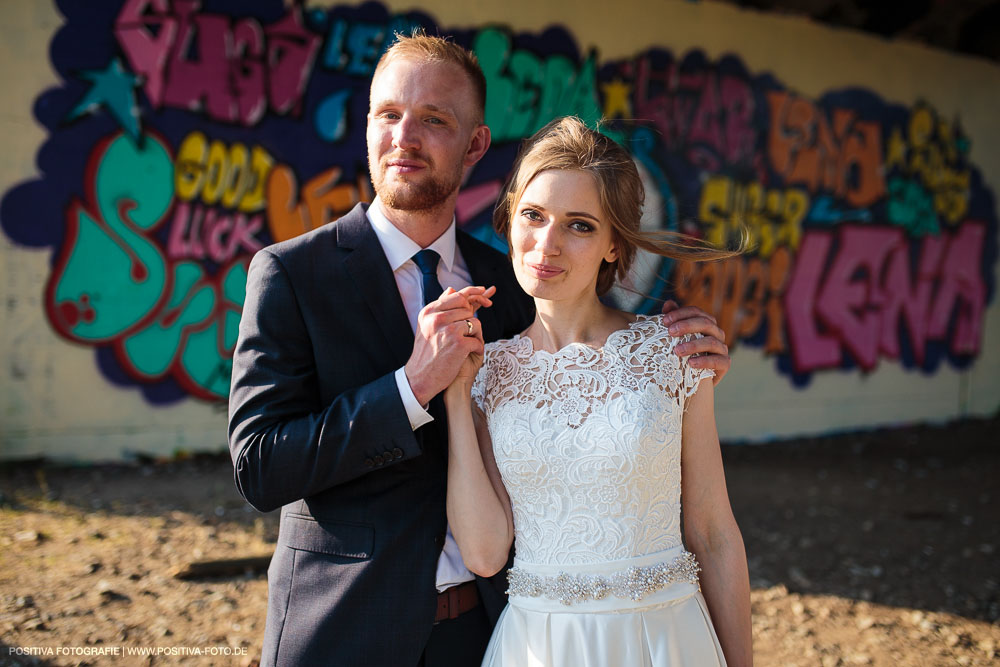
[520,209,542,221]
[570,221,594,232]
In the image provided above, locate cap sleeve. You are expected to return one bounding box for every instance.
[678,333,715,409]
[470,357,488,415]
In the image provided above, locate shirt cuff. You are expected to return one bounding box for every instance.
[395,367,434,431]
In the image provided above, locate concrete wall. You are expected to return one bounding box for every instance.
[2,0,998,460]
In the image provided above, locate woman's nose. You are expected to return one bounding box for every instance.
[535,223,560,254]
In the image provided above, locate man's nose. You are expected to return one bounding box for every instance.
[392,115,420,152]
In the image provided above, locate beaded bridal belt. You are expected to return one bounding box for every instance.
[507,549,701,607]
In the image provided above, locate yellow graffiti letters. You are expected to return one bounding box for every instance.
[174,132,273,212]
[906,104,970,224]
[698,176,807,258]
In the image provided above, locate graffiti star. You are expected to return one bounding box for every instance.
[886,127,907,169]
[65,58,142,143]
[600,78,632,120]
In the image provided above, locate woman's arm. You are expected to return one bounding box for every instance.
[443,375,515,577]
[681,380,753,666]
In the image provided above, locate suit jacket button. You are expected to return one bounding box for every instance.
[392,447,403,459]
[364,458,374,468]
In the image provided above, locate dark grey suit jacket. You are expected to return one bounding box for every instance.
[228,203,534,666]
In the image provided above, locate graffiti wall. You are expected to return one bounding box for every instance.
[1,0,998,459]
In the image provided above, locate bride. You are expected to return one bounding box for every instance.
[439,117,752,666]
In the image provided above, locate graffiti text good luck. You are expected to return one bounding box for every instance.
[167,204,264,263]
[174,132,273,213]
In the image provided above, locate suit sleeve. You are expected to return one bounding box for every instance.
[227,249,420,512]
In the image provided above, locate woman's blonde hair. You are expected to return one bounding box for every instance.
[494,116,740,296]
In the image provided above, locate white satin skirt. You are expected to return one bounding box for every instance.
[481,546,726,667]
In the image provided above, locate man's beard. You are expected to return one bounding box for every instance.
[370,153,462,212]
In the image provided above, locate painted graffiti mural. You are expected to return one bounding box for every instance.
[1,0,996,403]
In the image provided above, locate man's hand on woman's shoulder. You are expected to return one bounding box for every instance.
[660,300,730,385]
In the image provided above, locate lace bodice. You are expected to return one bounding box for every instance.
[471,315,713,566]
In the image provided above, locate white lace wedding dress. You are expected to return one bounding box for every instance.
[471,315,726,667]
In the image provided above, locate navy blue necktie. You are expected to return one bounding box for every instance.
[412,249,444,305]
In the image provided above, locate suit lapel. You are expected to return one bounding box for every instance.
[339,205,414,369]
[457,231,506,344]
[338,215,514,367]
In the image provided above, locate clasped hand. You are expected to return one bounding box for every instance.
[404,286,495,406]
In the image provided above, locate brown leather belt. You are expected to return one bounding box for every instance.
[434,581,479,622]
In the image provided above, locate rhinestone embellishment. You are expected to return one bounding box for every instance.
[506,551,701,605]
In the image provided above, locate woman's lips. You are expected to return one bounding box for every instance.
[525,262,564,279]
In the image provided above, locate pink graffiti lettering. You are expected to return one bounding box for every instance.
[455,180,503,226]
[115,0,319,125]
[927,222,987,355]
[631,56,756,170]
[785,222,986,373]
[167,202,264,262]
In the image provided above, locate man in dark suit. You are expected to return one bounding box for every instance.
[229,34,731,667]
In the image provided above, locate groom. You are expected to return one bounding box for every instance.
[228,34,732,667]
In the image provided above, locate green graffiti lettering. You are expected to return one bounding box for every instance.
[474,28,601,143]
[45,132,252,401]
[887,176,939,237]
[221,260,248,353]
[173,259,247,399]
[120,262,215,378]
[179,322,231,398]
[50,135,172,340]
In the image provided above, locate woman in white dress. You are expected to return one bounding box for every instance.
[441,117,752,666]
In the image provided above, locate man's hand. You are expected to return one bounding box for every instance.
[661,300,731,385]
[405,286,495,406]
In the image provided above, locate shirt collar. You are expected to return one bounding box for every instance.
[367,196,458,272]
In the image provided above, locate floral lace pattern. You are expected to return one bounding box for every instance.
[472,315,714,566]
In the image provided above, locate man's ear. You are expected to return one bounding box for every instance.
[464,124,492,168]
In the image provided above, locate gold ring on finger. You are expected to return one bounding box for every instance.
[465,319,474,336]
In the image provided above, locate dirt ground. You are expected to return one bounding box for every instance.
[1,416,998,666]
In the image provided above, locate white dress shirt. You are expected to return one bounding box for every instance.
[367,197,476,593]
